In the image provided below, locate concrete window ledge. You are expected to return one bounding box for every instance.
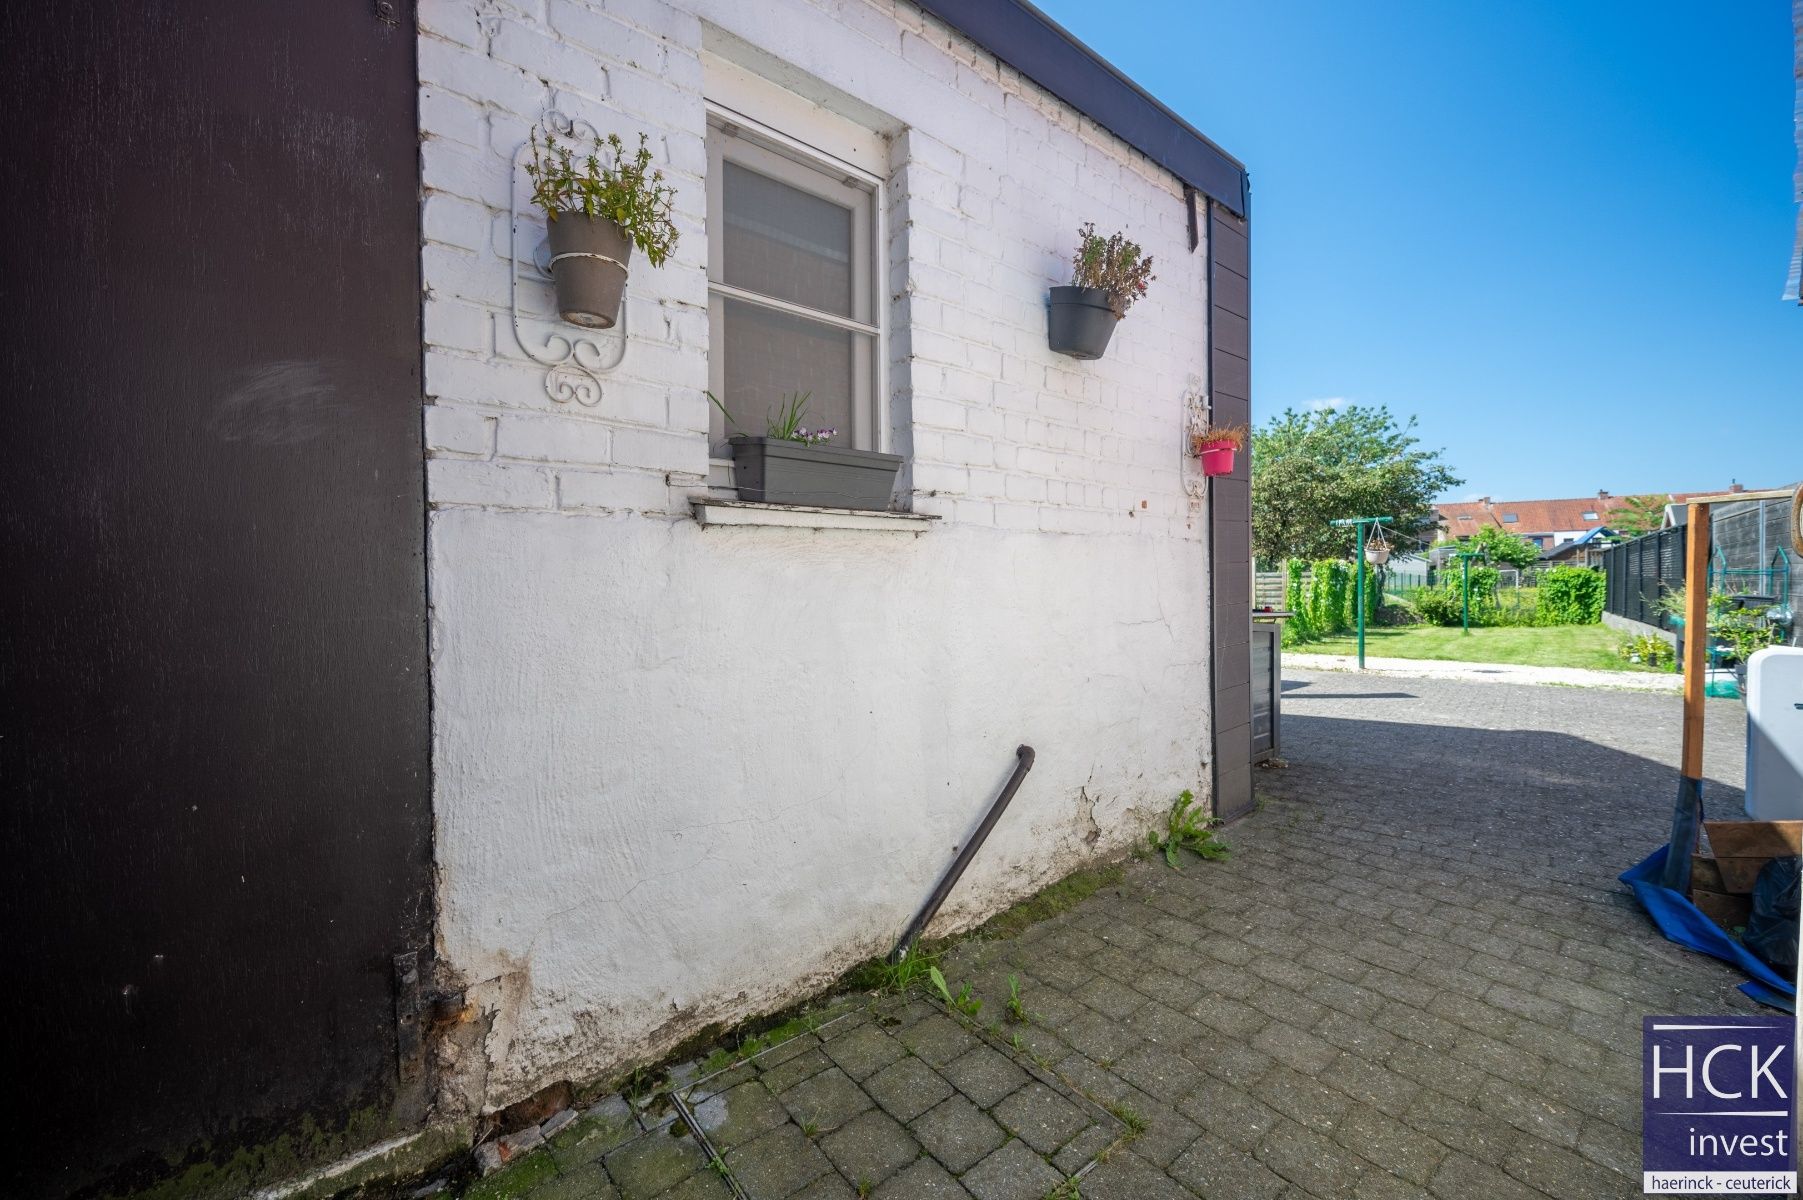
[691,499,939,533]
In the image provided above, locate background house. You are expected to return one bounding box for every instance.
[1433,491,1627,551]
[1,1,1253,1194]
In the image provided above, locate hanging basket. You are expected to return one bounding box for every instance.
[1196,440,1237,476]
[1364,525,1392,565]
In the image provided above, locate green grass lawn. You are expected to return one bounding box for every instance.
[1285,623,1670,673]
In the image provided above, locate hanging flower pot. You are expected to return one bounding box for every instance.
[1190,422,1247,478]
[546,213,632,329]
[1364,524,1392,565]
[1196,440,1237,476]
[1047,223,1154,360]
[1047,286,1119,358]
[526,125,679,330]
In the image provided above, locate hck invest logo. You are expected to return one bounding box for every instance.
[1643,1016,1796,1194]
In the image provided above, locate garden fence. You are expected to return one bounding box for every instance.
[1601,526,1687,630]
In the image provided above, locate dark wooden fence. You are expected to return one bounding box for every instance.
[1601,526,1687,629]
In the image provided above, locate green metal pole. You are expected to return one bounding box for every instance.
[1461,555,1471,634]
[1356,521,1367,668]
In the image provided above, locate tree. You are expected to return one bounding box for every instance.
[1250,405,1463,565]
[1610,493,1667,538]
[1432,524,1540,571]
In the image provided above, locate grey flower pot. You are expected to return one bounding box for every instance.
[1047,286,1119,359]
[729,437,903,511]
[546,212,632,329]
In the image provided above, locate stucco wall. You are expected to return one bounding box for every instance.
[419,0,1219,1111]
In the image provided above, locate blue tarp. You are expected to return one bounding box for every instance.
[1621,846,1796,1013]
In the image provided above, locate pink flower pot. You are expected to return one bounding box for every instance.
[1197,442,1237,476]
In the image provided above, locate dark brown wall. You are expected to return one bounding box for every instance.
[0,3,432,1195]
[1208,202,1255,820]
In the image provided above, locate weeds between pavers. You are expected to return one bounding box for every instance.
[1146,789,1230,867]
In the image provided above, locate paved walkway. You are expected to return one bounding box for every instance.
[462,667,1762,1200]
[1285,653,1685,693]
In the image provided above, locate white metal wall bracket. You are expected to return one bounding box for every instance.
[508,111,629,408]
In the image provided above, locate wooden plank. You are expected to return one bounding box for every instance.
[1691,854,1727,894]
[1690,889,1752,931]
[1681,502,1710,779]
[1704,819,1803,858]
[1715,859,1774,894]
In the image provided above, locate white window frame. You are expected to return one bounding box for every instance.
[701,65,888,485]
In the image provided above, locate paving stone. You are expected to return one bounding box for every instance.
[1251,1022,1340,1074]
[1254,1064,1353,1133]
[1174,1077,1281,1152]
[938,1044,1029,1110]
[865,1055,955,1123]
[1257,1119,1367,1199]
[823,1022,908,1082]
[786,1173,860,1200]
[959,1139,1064,1200]
[603,1132,711,1200]
[1049,1121,1118,1175]
[989,1081,1091,1155]
[760,1047,834,1095]
[687,1080,789,1151]
[912,1094,1008,1173]
[1071,975,1149,1021]
[1168,1131,1290,1200]
[869,1155,973,1199]
[527,1162,616,1200]
[723,1124,833,1197]
[550,1104,642,1169]
[1502,1134,1635,1200]
[898,1013,981,1067]
[1188,1039,1276,1089]
[817,1108,921,1189]
[1319,1053,1421,1118]
[1426,1152,1545,1200]
[1073,1151,1201,1200]
[655,1172,732,1200]
[780,1067,873,1135]
[1331,1106,1447,1186]
[1401,1095,1518,1166]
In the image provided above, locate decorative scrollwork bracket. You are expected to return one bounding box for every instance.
[508,110,628,407]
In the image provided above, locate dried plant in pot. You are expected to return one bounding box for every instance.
[1190,421,1247,477]
[1048,223,1155,359]
[526,129,679,329]
[708,391,902,511]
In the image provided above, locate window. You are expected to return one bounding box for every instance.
[705,111,882,459]
[1582,511,1598,520]
[1501,513,1518,523]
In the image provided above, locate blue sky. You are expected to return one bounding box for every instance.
[1036,0,1802,501]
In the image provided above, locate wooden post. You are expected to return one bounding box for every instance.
[1681,502,1711,779]
[1660,500,1712,892]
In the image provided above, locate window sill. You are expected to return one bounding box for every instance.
[691,499,938,533]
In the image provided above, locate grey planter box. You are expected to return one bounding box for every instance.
[728,437,903,511]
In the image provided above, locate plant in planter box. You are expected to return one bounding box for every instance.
[526,128,679,330]
[1047,223,1155,359]
[707,391,902,511]
[1190,421,1247,477]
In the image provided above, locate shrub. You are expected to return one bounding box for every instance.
[1410,565,1501,627]
[1282,559,1315,645]
[1618,633,1674,670]
[1309,560,1352,635]
[1536,567,1606,625]
[1410,587,1465,626]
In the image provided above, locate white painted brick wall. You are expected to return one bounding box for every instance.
[417,0,1207,533]
[421,0,1224,1113]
